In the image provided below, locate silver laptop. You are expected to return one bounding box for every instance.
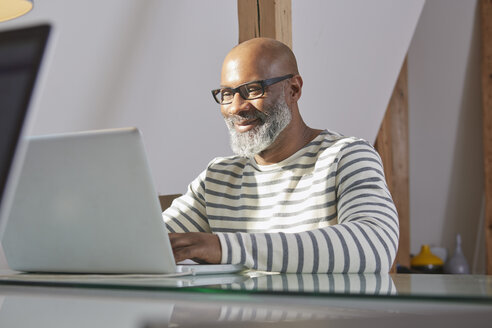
[1,127,244,275]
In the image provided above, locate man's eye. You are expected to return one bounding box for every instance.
[247,85,261,92]
[246,85,262,97]
[221,90,234,98]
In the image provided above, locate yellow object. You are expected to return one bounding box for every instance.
[0,0,33,23]
[411,245,444,266]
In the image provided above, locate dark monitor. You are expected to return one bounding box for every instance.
[0,24,51,225]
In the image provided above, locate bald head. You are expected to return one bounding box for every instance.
[221,38,299,86]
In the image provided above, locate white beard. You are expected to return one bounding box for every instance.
[225,93,292,158]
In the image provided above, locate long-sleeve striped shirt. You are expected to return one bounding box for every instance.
[163,130,399,273]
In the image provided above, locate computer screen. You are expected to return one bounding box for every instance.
[0,24,50,217]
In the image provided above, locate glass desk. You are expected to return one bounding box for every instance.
[0,270,491,327]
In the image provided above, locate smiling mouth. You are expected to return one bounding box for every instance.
[234,118,260,133]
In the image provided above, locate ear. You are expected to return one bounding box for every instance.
[287,75,303,102]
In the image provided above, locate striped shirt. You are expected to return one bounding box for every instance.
[163,130,399,273]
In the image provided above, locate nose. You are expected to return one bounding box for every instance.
[225,92,251,116]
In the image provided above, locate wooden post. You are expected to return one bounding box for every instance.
[238,0,292,48]
[374,58,410,272]
[481,0,492,275]
[238,0,260,42]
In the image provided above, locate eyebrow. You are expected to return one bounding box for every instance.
[219,80,261,89]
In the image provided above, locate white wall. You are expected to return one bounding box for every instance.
[293,0,424,143]
[407,0,484,272]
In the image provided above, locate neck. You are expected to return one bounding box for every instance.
[254,119,322,166]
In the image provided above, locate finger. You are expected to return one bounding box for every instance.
[173,245,199,263]
[168,233,194,248]
[169,233,221,264]
[173,244,217,264]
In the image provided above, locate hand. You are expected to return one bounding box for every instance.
[169,232,222,264]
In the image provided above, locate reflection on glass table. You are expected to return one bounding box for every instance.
[2,270,492,301]
[222,272,396,295]
[0,270,395,295]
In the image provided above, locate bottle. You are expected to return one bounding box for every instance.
[411,244,444,273]
[444,234,470,274]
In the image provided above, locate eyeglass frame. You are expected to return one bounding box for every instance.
[211,74,294,105]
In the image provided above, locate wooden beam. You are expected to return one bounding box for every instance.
[481,0,492,275]
[238,0,260,43]
[258,0,292,48]
[374,58,410,271]
[238,0,292,48]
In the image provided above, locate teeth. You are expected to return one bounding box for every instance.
[237,119,256,125]
[232,116,256,125]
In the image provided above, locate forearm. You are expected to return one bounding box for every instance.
[217,217,398,273]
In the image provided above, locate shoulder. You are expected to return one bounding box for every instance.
[325,133,384,184]
[207,155,249,169]
[201,155,253,178]
[317,130,377,158]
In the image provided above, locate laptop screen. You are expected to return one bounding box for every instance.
[0,24,50,216]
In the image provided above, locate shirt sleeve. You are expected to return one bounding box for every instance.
[216,141,399,273]
[162,165,212,233]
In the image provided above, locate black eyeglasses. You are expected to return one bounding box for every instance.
[211,74,294,105]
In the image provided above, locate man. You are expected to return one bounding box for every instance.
[163,38,399,273]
